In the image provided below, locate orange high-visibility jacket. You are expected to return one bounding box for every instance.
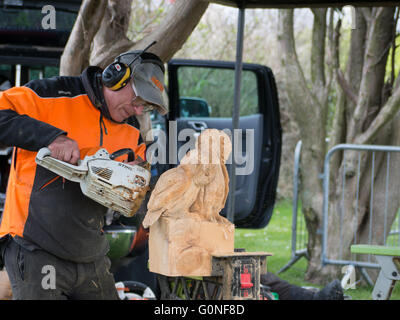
[0,67,146,262]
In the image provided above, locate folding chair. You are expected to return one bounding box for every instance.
[350,245,400,300]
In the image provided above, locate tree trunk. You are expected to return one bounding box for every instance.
[278,9,333,283]
[326,8,397,269]
[279,6,400,284]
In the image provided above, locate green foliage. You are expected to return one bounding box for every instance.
[385,34,400,83]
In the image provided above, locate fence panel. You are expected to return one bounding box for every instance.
[278,140,308,274]
[322,144,400,271]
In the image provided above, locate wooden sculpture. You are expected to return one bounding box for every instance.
[144,129,235,276]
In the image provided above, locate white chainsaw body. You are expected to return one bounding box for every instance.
[35,148,150,217]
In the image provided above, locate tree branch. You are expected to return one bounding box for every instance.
[319,8,337,125]
[60,0,107,76]
[329,12,357,107]
[278,9,324,137]
[327,9,346,174]
[342,8,367,125]
[311,8,327,89]
[325,8,335,87]
[355,83,400,145]
[90,0,209,67]
[347,7,396,141]
[90,0,133,68]
[361,8,372,24]
[336,69,358,105]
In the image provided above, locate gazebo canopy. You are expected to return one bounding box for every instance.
[205,0,399,8]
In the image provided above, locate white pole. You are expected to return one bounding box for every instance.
[15,64,21,87]
[227,7,245,223]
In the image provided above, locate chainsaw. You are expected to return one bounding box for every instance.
[35,147,151,217]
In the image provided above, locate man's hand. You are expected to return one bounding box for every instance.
[47,134,80,165]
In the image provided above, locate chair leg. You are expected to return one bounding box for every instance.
[372,271,396,300]
[372,255,400,300]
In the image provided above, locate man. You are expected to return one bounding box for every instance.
[0,75,12,300]
[0,50,167,300]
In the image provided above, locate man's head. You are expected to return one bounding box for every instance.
[102,50,168,123]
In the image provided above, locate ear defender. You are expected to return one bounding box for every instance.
[102,42,164,91]
[101,61,131,91]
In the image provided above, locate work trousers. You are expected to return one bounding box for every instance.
[3,239,119,300]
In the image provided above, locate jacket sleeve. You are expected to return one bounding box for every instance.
[0,87,66,151]
[135,141,146,161]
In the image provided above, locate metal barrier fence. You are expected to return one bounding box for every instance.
[322,144,400,282]
[279,142,400,280]
[278,140,309,274]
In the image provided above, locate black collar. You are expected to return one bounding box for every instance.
[81,66,139,127]
[81,66,115,122]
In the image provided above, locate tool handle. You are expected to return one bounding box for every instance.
[110,148,135,162]
[35,148,87,183]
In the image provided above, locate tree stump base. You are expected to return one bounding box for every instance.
[148,215,234,276]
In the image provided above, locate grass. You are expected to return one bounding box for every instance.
[234,199,400,300]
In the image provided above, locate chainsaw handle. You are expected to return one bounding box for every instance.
[110,148,135,162]
[36,147,52,159]
[35,147,87,183]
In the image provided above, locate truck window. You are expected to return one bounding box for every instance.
[177,66,259,118]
